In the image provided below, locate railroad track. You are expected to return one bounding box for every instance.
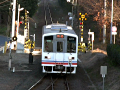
[29,1,70,90]
[44,0,53,25]
[28,74,70,90]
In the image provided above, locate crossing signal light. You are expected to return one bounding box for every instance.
[12,36,17,41]
[79,22,83,29]
[20,21,22,24]
[79,18,81,21]
[79,13,81,15]
[80,22,83,25]
[25,9,27,14]
[81,29,83,32]
[81,32,83,35]
[25,22,27,25]
[79,26,83,29]
[81,29,83,35]
[25,18,27,22]
[81,26,83,29]
[25,26,27,29]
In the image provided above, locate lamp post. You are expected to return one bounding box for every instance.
[71,0,74,28]
[16,4,24,50]
[110,0,113,44]
[103,0,106,44]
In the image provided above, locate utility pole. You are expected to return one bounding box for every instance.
[103,0,107,44]
[110,0,113,44]
[7,0,12,37]
[11,0,16,49]
[72,6,74,28]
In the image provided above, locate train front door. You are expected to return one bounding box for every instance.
[55,41,65,65]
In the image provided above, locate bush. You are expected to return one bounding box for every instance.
[106,44,120,65]
[0,25,7,35]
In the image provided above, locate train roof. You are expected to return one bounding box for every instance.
[42,23,77,35]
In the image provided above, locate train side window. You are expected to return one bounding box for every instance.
[44,36,53,52]
[57,42,63,52]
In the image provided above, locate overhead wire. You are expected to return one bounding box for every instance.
[0,0,10,8]
[0,0,8,5]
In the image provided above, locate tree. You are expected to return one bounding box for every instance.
[78,0,120,28]
[18,0,38,17]
[0,0,10,24]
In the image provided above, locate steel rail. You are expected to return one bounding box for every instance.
[45,76,58,90]
[28,74,47,90]
[65,78,70,90]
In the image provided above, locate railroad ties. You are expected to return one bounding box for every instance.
[28,74,70,90]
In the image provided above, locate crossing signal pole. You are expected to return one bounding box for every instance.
[79,13,87,43]
[24,9,29,41]
[79,21,83,42]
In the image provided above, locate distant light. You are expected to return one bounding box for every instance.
[27,11,29,13]
[68,12,72,16]
[69,17,73,20]
[67,0,70,2]
[20,21,22,24]
[80,23,82,25]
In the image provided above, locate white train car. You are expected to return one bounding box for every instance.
[41,23,78,74]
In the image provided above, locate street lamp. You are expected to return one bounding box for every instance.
[110,0,113,44]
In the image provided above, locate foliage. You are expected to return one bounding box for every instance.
[18,0,38,17]
[0,24,7,35]
[0,0,10,13]
[58,0,67,6]
[58,0,72,13]
[106,44,120,66]
[78,0,120,28]
[0,0,38,17]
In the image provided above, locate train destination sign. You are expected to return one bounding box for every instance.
[69,38,74,40]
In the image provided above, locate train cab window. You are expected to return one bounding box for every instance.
[67,36,76,53]
[44,36,53,52]
[57,42,63,52]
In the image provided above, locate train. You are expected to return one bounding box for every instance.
[41,23,78,74]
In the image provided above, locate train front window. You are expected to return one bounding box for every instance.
[67,36,76,53]
[44,36,53,52]
[57,42,63,52]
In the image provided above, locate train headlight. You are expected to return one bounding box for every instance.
[69,56,72,60]
[45,56,51,59]
[47,56,51,59]
[68,56,74,60]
